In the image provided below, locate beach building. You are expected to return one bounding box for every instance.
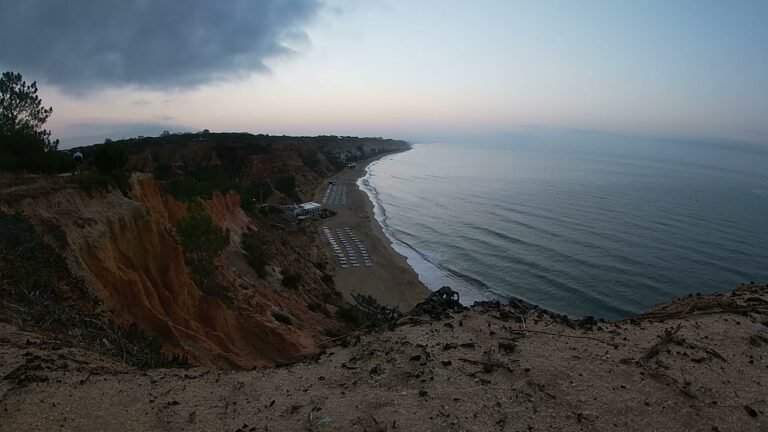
[293,202,322,219]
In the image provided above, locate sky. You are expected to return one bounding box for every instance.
[1,0,767,148]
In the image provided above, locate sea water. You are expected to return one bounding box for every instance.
[359,131,768,319]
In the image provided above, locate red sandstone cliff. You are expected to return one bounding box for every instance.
[0,174,341,368]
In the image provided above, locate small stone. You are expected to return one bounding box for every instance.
[744,405,758,417]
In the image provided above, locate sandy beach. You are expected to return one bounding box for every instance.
[313,153,429,311]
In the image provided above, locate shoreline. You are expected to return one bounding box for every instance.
[313,149,429,311]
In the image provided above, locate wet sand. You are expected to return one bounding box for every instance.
[313,155,429,311]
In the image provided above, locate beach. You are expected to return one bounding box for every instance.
[313,154,429,311]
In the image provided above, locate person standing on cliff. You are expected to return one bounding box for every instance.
[72,150,83,175]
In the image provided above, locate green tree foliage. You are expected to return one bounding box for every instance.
[273,174,299,201]
[335,305,372,328]
[93,140,128,173]
[175,201,230,299]
[0,71,61,171]
[280,269,302,289]
[165,166,238,202]
[241,231,270,278]
[239,179,273,211]
[299,149,319,170]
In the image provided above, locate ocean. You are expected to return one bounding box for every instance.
[359,131,768,319]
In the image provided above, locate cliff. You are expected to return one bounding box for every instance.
[0,173,342,368]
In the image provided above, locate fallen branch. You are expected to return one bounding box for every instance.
[317,323,372,345]
[642,324,682,361]
[641,363,697,399]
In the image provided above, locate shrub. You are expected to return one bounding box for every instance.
[272,311,293,326]
[299,149,319,170]
[280,270,301,289]
[320,273,334,288]
[176,201,230,301]
[273,174,298,200]
[335,305,372,328]
[239,180,273,211]
[164,166,239,201]
[154,162,173,180]
[93,140,128,173]
[241,231,270,278]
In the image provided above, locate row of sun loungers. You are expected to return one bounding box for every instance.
[321,226,373,269]
[321,184,347,206]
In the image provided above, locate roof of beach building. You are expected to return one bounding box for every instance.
[299,202,321,210]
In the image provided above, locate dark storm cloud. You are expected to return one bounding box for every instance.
[0,0,320,91]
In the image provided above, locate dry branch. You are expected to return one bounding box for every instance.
[642,324,682,361]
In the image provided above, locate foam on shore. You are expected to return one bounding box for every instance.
[357,155,492,305]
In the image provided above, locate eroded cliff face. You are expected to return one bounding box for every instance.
[1,174,341,368]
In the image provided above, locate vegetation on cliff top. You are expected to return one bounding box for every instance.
[78,131,408,204]
[0,71,70,173]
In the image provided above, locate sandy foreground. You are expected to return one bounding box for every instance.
[312,156,429,311]
[1,284,767,431]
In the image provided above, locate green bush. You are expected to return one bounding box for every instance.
[93,141,128,173]
[176,201,230,302]
[280,270,301,289]
[164,166,238,201]
[320,273,334,288]
[241,231,270,278]
[299,149,320,170]
[273,174,298,201]
[154,162,173,180]
[335,305,371,328]
[239,180,273,211]
[272,311,293,326]
[0,134,71,173]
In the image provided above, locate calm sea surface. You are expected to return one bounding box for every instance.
[359,134,768,319]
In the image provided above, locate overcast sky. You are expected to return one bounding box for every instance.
[1,0,767,148]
